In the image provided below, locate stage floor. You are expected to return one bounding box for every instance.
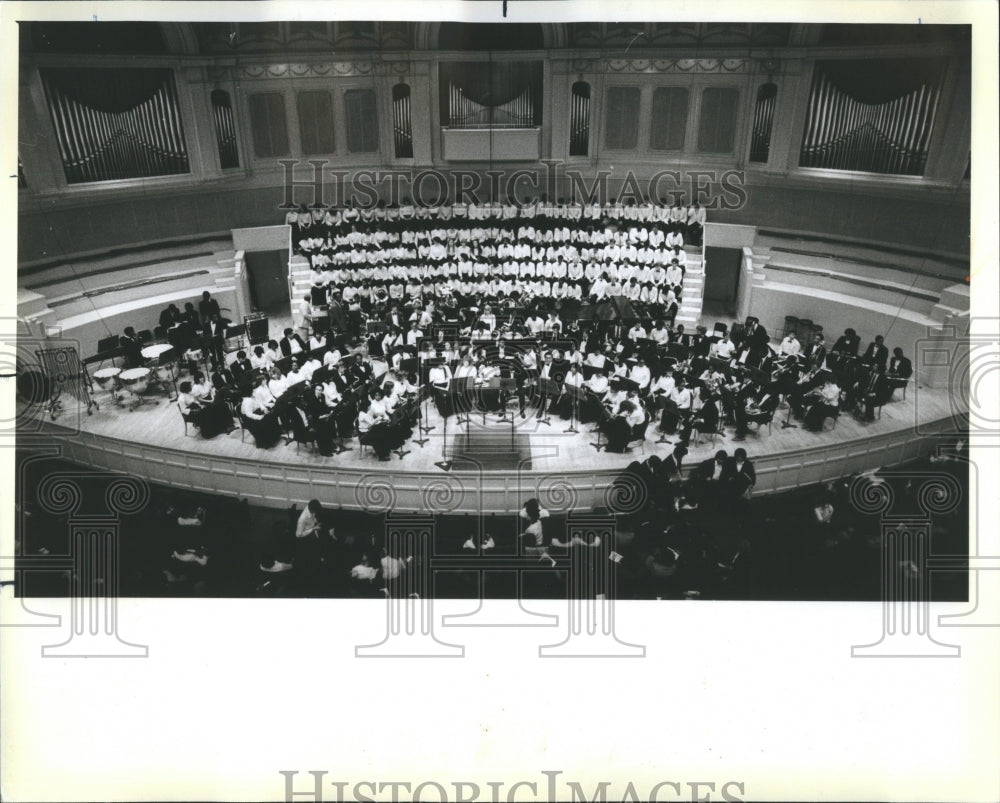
[26,373,953,478]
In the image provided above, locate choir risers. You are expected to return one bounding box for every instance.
[937,283,970,311]
[930,283,970,324]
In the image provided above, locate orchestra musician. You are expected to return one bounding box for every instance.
[733,384,781,441]
[159,303,182,330]
[802,333,827,371]
[688,389,722,444]
[251,374,276,411]
[545,360,577,419]
[886,347,913,398]
[788,364,826,417]
[659,375,692,436]
[801,377,841,432]
[649,368,676,411]
[121,327,144,369]
[855,363,890,423]
[357,398,392,461]
[601,398,645,453]
[177,379,233,440]
[230,350,254,382]
[279,327,307,358]
[860,335,889,373]
[580,369,609,423]
[829,327,861,371]
[202,313,230,367]
[429,357,455,417]
[210,363,239,404]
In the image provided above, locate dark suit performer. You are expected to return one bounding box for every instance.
[860,335,889,374]
[202,313,229,368]
[723,448,756,500]
[887,347,913,398]
[279,327,307,357]
[230,350,254,382]
[120,326,143,369]
[199,291,221,325]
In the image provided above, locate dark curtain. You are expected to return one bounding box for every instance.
[817,57,946,104]
[438,22,544,51]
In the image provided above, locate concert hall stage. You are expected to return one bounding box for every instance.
[20,376,958,515]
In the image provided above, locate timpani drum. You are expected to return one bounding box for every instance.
[119,367,150,395]
[141,343,174,363]
[154,363,176,385]
[93,367,121,392]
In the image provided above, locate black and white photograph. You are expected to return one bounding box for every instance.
[2,2,997,801]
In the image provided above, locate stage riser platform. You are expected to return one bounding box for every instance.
[25,417,955,514]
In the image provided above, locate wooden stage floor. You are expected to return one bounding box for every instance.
[29,374,954,479]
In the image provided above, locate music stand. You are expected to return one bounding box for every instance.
[391,398,414,460]
[412,384,432,447]
[618,377,640,394]
[590,402,608,450]
[450,375,474,425]
[434,407,452,471]
[666,343,688,361]
[781,393,800,429]
[496,377,517,423]
[564,384,585,434]
[537,377,560,425]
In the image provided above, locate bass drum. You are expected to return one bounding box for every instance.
[16,370,50,405]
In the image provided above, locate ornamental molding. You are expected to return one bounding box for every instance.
[209,61,411,81]
[570,57,751,74]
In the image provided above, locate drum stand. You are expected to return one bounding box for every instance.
[109,377,126,408]
[123,388,152,412]
[152,362,178,402]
